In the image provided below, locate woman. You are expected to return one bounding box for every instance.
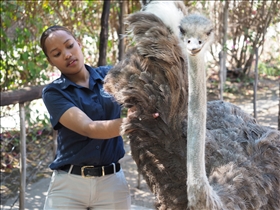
[40,25,130,210]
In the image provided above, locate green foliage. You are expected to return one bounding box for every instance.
[224,84,239,94]
[1,1,49,90]
[1,0,129,91]
[1,0,278,91]
[258,62,280,77]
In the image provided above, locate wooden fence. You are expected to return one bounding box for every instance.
[1,85,56,209]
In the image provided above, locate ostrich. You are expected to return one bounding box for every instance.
[181,14,280,210]
[104,1,280,210]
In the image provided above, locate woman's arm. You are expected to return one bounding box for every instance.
[60,106,123,139]
[60,106,159,139]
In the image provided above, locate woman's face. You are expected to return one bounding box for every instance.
[44,30,85,76]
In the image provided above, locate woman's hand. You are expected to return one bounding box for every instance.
[152,113,159,118]
[127,107,159,119]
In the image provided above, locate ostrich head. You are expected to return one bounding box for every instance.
[179,14,214,56]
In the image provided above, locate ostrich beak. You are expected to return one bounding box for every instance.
[189,48,201,56]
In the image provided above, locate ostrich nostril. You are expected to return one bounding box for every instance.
[199,41,202,45]
[188,40,191,43]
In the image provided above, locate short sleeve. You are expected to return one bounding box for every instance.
[95,66,112,79]
[42,87,75,129]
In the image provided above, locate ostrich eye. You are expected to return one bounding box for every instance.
[206,29,213,36]
[179,26,185,35]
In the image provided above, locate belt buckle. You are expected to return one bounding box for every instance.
[81,166,94,178]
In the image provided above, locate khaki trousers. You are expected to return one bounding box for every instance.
[44,169,131,210]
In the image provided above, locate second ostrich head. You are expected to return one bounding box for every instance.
[179,14,214,56]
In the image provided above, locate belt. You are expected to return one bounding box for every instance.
[59,163,121,177]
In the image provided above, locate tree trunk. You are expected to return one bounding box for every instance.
[253,47,258,119]
[118,0,126,62]
[219,0,229,100]
[278,82,280,131]
[219,52,224,100]
[98,0,111,66]
[221,0,228,82]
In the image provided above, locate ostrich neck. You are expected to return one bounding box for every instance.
[187,53,207,182]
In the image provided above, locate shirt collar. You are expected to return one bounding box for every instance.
[55,64,103,90]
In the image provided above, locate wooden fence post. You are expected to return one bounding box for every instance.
[19,103,27,209]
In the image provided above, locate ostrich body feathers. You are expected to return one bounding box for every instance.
[104,2,280,210]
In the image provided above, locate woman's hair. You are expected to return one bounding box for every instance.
[40,25,75,57]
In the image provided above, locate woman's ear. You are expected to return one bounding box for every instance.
[78,41,82,48]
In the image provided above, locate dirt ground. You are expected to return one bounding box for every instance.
[222,76,279,130]
[120,152,156,209]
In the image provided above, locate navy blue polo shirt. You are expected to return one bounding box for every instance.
[42,64,125,170]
